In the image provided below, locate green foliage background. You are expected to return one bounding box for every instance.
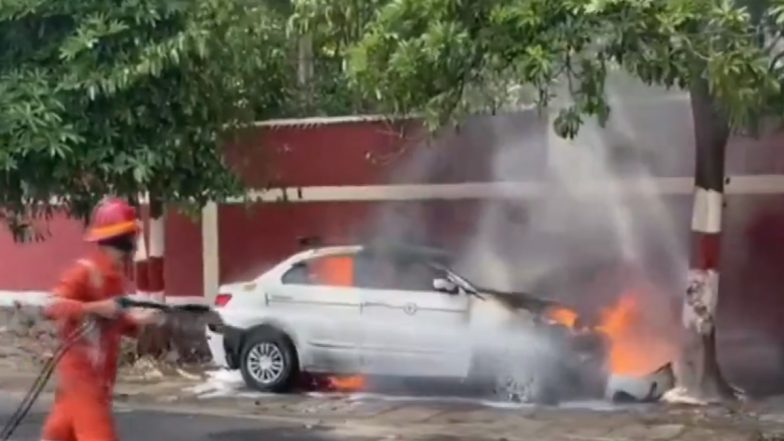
[3,0,784,241]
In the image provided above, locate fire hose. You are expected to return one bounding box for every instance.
[0,297,212,441]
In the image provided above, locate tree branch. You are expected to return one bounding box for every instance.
[769,49,784,73]
[764,32,783,53]
[565,52,577,96]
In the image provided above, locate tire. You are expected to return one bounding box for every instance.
[239,328,299,393]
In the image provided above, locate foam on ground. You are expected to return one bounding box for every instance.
[186,369,275,399]
[190,369,641,411]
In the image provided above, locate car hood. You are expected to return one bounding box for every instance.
[476,287,562,314]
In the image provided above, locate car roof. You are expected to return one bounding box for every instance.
[294,245,363,260]
[362,242,453,263]
[294,242,453,265]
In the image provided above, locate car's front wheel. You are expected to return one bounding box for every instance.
[240,328,298,393]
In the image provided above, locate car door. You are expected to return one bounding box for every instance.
[266,253,362,374]
[355,254,472,378]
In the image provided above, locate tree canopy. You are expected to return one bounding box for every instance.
[0,0,302,238]
[348,0,784,135]
[5,0,784,238]
[286,0,389,115]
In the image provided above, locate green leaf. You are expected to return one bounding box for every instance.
[0,0,298,233]
[347,0,784,140]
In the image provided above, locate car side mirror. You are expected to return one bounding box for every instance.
[433,278,458,294]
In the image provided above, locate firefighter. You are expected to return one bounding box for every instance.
[40,197,161,441]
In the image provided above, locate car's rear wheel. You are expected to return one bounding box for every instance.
[240,328,298,393]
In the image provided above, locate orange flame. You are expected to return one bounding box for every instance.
[327,375,366,392]
[311,256,354,286]
[544,306,579,329]
[596,293,675,376]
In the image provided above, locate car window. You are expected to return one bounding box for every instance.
[353,254,398,289]
[354,254,449,292]
[396,260,448,291]
[281,255,355,287]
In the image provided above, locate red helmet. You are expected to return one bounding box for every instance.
[85,197,139,242]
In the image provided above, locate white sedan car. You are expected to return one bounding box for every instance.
[205,244,662,402]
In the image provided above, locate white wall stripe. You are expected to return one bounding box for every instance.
[0,291,205,307]
[143,291,166,302]
[225,175,784,204]
[31,175,784,208]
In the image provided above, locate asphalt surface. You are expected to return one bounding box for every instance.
[0,395,371,441]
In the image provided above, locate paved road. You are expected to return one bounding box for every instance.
[0,395,372,441]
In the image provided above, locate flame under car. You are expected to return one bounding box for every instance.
[205,244,674,403]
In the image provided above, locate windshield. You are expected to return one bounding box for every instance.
[428,262,478,294]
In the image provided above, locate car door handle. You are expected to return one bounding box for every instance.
[362,301,419,315]
[270,294,293,301]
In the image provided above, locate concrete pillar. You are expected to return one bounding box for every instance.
[147,212,165,302]
[202,202,220,303]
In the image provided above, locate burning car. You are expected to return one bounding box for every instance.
[205,243,673,403]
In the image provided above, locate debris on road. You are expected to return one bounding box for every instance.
[0,302,210,386]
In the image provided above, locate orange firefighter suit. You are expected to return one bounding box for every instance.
[39,250,139,441]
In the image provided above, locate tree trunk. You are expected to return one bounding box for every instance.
[298,33,314,110]
[665,79,737,403]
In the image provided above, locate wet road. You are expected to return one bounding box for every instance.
[0,395,368,441]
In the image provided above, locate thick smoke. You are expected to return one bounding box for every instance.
[362,74,692,401]
[456,81,690,309]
